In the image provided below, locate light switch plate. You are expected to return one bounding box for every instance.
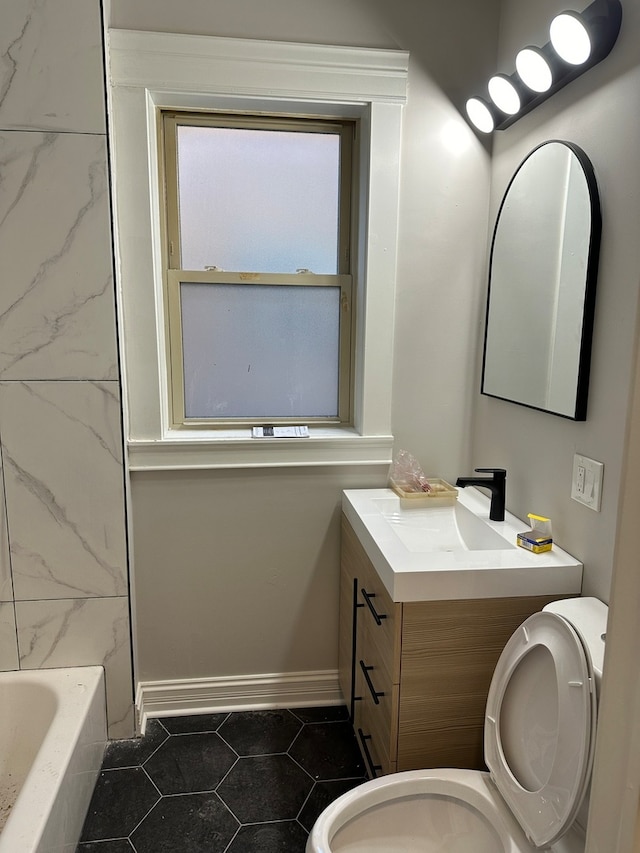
[571,454,604,511]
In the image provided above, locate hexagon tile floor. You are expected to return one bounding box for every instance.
[76,705,367,853]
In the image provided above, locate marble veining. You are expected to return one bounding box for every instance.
[0,381,127,600]
[0,132,118,380]
[16,596,134,739]
[0,0,106,133]
[0,14,27,117]
[0,0,133,739]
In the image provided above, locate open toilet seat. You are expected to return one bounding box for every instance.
[306,609,596,853]
[485,611,596,847]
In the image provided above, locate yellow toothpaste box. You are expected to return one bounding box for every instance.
[517,513,553,553]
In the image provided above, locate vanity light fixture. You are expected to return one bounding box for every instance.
[466,0,622,133]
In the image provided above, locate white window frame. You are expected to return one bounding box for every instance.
[106,30,408,470]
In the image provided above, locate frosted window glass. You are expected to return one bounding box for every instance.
[180,283,340,418]
[177,126,340,273]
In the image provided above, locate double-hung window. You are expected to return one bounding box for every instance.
[161,112,355,429]
[107,30,407,467]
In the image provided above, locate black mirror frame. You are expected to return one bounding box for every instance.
[481,140,602,421]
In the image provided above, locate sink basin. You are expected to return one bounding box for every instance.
[371,498,514,553]
[342,487,583,602]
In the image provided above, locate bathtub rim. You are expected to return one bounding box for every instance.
[0,665,107,853]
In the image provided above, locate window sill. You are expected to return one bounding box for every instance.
[127,428,394,471]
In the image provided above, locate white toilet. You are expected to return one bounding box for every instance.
[307,597,607,853]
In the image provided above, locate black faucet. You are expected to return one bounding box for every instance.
[455,468,506,521]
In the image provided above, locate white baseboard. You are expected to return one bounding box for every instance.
[135,669,343,732]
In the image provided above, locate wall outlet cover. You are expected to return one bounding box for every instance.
[571,454,604,511]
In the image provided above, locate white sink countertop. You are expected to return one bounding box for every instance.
[342,487,583,602]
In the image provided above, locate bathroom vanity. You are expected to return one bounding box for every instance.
[338,488,583,776]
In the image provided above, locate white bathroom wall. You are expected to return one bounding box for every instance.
[106,0,500,689]
[472,0,640,603]
[0,0,133,737]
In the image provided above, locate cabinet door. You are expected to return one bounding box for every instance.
[341,516,401,776]
[355,612,399,775]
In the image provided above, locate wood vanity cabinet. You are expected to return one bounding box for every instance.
[339,515,563,777]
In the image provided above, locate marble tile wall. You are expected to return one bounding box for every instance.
[0,0,133,737]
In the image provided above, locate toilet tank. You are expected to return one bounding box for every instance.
[543,597,607,692]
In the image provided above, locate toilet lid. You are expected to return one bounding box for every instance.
[484,611,596,847]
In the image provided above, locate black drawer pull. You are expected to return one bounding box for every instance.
[361,588,387,625]
[357,728,381,778]
[359,659,385,704]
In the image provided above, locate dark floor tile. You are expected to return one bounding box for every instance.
[160,713,229,734]
[298,778,366,832]
[289,721,365,781]
[218,754,314,823]
[219,709,302,755]
[143,731,237,794]
[79,706,366,851]
[76,841,134,852]
[79,768,159,842]
[226,820,308,852]
[102,719,168,769]
[130,792,238,853]
[292,705,349,723]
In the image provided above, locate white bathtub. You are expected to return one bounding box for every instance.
[0,667,107,853]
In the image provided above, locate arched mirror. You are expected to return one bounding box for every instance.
[481,140,601,420]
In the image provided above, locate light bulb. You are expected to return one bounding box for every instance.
[516,47,553,92]
[465,98,495,133]
[550,12,592,65]
[488,74,521,114]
